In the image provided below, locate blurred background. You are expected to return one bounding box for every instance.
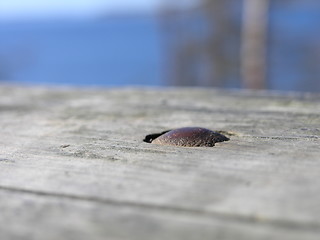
[0,0,319,92]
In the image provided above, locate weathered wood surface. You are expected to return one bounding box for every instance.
[0,86,319,240]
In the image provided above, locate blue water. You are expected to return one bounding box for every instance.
[269,2,320,92]
[0,16,164,86]
[0,7,320,92]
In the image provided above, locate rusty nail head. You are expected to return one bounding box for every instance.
[144,127,229,147]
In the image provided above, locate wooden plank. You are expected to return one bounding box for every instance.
[1,188,319,240]
[0,86,320,239]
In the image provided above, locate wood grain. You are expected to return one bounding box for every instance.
[0,86,319,240]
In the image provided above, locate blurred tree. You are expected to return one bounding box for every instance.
[160,0,319,92]
[159,0,241,87]
[241,0,269,89]
[159,4,203,86]
[201,0,241,87]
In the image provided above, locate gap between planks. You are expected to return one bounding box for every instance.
[0,185,319,233]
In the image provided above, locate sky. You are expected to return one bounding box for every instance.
[0,0,169,20]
